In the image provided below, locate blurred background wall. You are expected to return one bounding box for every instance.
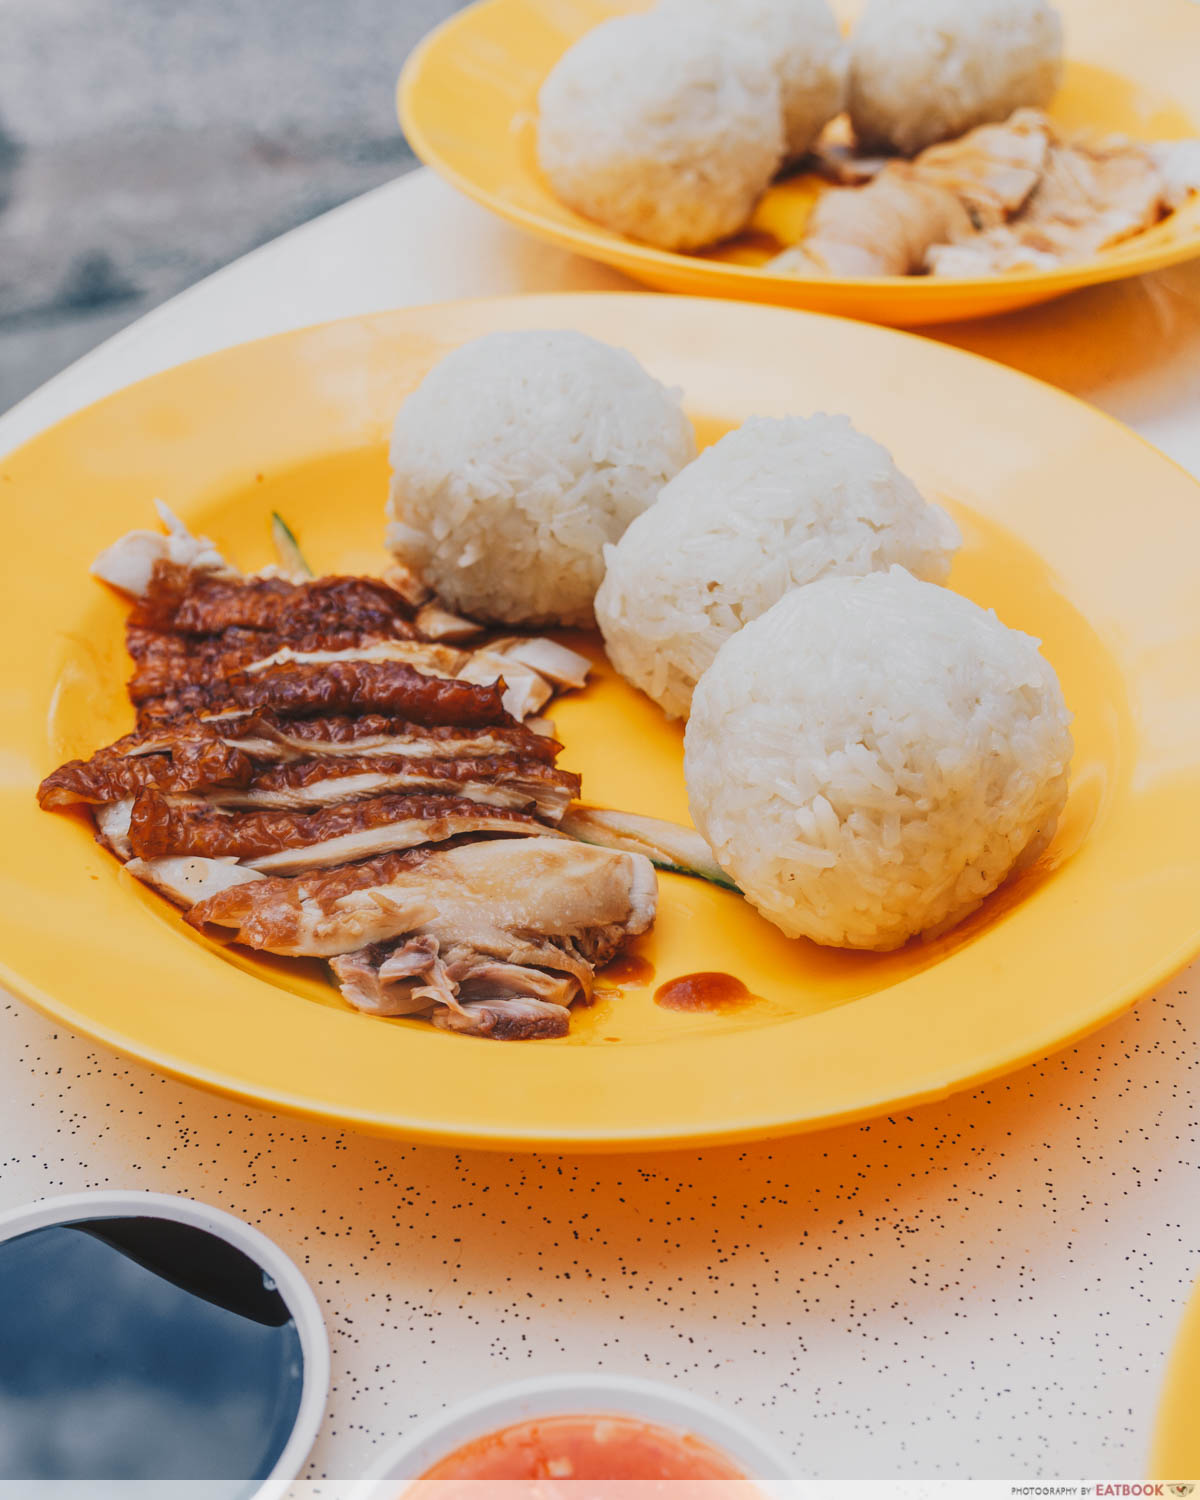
[0,0,469,414]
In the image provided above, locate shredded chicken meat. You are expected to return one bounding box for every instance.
[771,109,1200,279]
[40,511,653,1039]
[187,837,657,1037]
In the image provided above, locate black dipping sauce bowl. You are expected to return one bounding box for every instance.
[0,1190,329,1496]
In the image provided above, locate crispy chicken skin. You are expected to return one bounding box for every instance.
[126,631,473,711]
[38,718,565,808]
[127,790,549,865]
[126,561,478,726]
[126,562,589,726]
[126,628,386,707]
[130,562,420,640]
[209,754,579,821]
[240,751,568,798]
[38,731,254,806]
[227,711,561,762]
[136,657,512,730]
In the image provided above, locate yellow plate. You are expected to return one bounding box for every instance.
[399,0,1200,327]
[3,293,1200,1150]
[1152,1278,1200,1480]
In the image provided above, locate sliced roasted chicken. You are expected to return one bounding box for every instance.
[235,636,590,725]
[38,728,254,806]
[126,790,554,873]
[137,658,512,729]
[125,628,428,710]
[43,511,627,1041]
[241,640,469,677]
[126,854,267,907]
[95,799,135,860]
[124,558,590,726]
[39,715,565,812]
[189,835,656,957]
[130,561,419,641]
[217,711,561,765]
[207,754,579,822]
[190,837,657,1039]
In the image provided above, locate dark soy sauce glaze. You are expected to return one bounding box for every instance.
[0,1217,304,1488]
[654,972,755,1012]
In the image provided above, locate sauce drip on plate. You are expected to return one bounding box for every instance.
[597,952,655,988]
[419,1412,745,1481]
[654,972,754,1012]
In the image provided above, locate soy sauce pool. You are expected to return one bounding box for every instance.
[0,1218,304,1487]
[597,953,656,988]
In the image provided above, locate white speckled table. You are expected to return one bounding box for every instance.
[2,170,1199,1482]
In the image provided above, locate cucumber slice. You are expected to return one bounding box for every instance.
[560,805,740,892]
[270,512,314,580]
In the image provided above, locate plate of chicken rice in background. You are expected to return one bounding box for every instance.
[399,0,1200,325]
[3,292,1200,1149]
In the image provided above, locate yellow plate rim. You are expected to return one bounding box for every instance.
[8,930,1200,1149]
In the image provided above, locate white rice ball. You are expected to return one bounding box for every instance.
[685,568,1073,951]
[657,0,846,161]
[536,12,784,252]
[848,0,1063,155]
[387,330,696,628]
[595,415,961,720]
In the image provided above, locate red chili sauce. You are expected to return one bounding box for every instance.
[420,1412,745,1481]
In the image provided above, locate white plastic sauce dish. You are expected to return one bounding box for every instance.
[362,1371,794,1488]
